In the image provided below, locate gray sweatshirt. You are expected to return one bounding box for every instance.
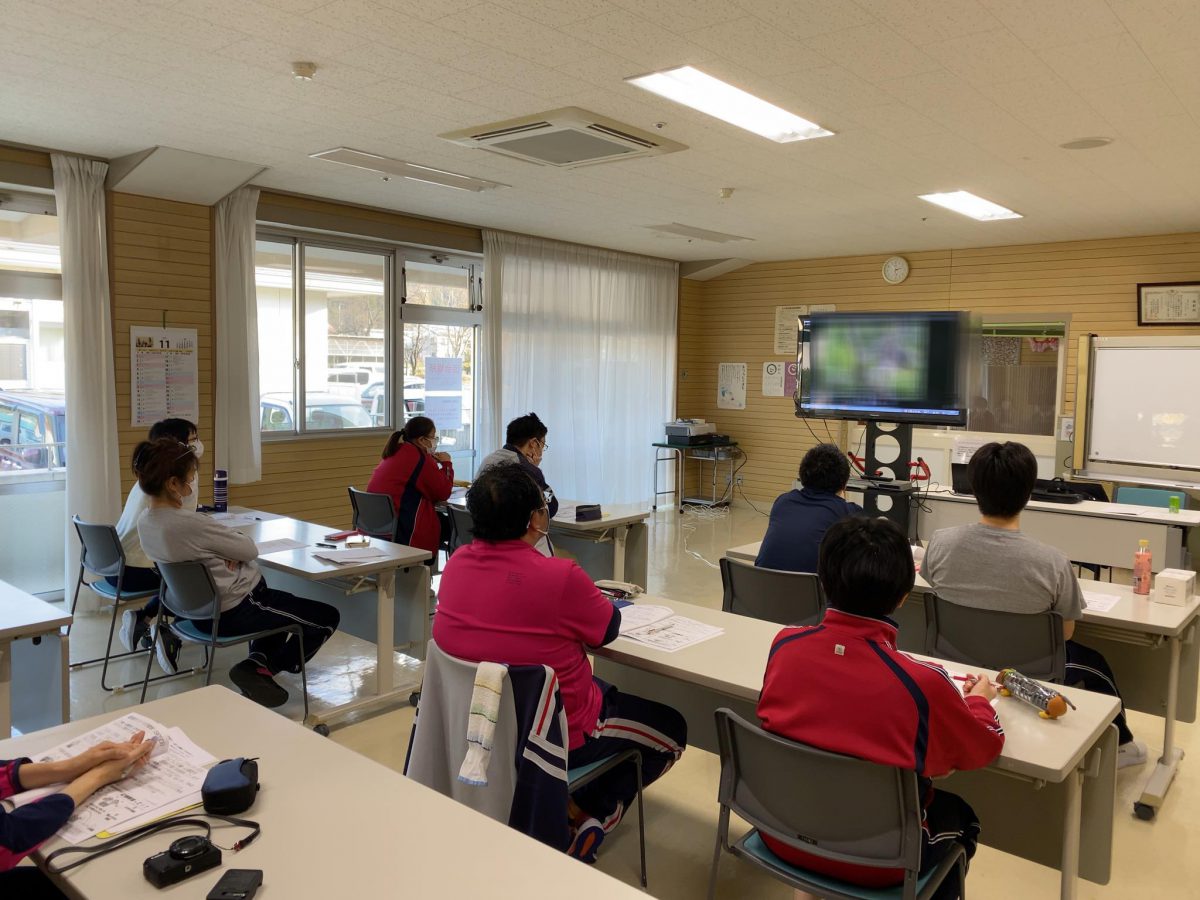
[138,507,262,612]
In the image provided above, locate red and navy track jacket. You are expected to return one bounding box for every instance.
[1,758,75,872]
[757,609,1005,882]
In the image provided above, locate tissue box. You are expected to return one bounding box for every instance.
[1153,568,1196,606]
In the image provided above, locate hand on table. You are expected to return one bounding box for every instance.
[962,674,997,702]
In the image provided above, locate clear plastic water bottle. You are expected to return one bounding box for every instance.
[214,468,228,513]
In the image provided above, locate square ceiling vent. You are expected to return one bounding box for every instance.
[440,107,687,168]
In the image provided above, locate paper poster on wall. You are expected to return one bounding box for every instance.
[784,362,798,396]
[424,395,463,430]
[424,356,463,392]
[774,305,809,355]
[952,437,987,464]
[718,363,747,410]
[762,361,787,397]
[130,326,199,426]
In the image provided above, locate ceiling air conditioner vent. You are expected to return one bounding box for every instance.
[440,107,687,168]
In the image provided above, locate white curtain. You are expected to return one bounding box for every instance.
[214,186,261,483]
[477,238,505,457]
[483,231,677,505]
[52,154,121,592]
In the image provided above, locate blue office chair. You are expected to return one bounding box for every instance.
[68,516,162,692]
[1115,486,1189,510]
[140,560,312,727]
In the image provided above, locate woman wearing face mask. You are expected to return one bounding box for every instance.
[115,418,202,672]
[365,416,454,555]
[135,438,340,708]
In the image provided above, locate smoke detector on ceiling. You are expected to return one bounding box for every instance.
[440,107,687,168]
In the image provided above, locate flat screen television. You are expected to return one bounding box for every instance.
[795,310,970,426]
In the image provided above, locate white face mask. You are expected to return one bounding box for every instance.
[189,439,204,459]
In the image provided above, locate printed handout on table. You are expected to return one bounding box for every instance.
[617,605,674,634]
[621,615,724,652]
[1082,591,1122,613]
[313,547,387,565]
[3,713,216,843]
[255,538,307,555]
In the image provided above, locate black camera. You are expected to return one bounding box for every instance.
[143,835,222,888]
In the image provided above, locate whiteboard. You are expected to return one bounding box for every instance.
[1088,345,1200,471]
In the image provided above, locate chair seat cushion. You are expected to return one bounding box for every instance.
[739,831,939,900]
[171,619,249,646]
[90,581,158,601]
[567,756,617,784]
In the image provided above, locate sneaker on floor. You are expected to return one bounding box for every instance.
[1118,740,1148,769]
[229,659,289,708]
[153,627,180,676]
[567,817,605,864]
[119,609,149,654]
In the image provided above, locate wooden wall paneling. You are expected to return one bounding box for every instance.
[679,236,1200,502]
[109,193,215,503]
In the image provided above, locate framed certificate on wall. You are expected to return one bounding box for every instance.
[1138,282,1200,325]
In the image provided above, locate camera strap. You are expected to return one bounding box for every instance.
[44,812,260,875]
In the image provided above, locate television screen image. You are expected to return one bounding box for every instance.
[796,310,970,425]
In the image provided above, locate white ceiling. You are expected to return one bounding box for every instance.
[3,0,1200,262]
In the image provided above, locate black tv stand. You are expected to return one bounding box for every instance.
[858,421,915,537]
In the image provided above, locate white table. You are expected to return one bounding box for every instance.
[905,575,1200,822]
[0,579,71,738]
[726,540,1200,820]
[914,490,1199,572]
[593,598,1119,899]
[448,498,651,586]
[213,509,432,728]
[2,686,647,899]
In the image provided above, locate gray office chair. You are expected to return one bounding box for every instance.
[141,560,313,728]
[408,640,647,886]
[708,708,966,900]
[719,557,825,627]
[348,487,398,540]
[447,504,475,555]
[68,516,161,691]
[923,591,1066,683]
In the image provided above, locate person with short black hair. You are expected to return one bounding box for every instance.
[479,412,558,518]
[757,517,1002,897]
[755,442,862,573]
[115,418,203,669]
[365,416,454,555]
[434,463,686,864]
[924,441,1144,765]
[134,438,340,709]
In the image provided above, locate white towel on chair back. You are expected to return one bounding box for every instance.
[406,640,518,823]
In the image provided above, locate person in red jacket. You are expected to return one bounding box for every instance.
[366,416,454,554]
[757,516,1004,898]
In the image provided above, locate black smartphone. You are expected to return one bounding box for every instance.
[207,869,263,900]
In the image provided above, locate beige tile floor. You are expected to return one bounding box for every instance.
[61,503,1200,898]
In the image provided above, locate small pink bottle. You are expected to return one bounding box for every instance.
[1133,539,1152,596]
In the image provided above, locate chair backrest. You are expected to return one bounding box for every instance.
[156,560,222,621]
[348,487,398,539]
[923,591,1065,682]
[1115,486,1188,510]
[447,504,474,554]
[713,709,923,890]
[72,516,126,578]
[719,557,825,626]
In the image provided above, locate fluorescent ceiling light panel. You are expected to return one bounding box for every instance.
[918,190,1022,221]
[644,223,753,243]
[310,148,507,192]
[625,66,833,143]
